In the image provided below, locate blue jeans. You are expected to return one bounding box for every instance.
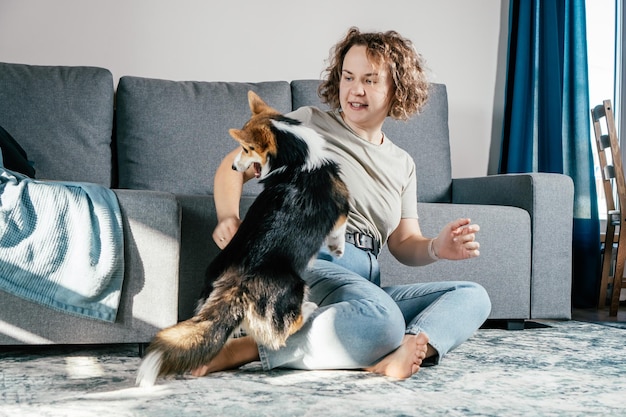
[258,243,492,370]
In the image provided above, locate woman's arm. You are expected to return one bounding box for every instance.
[387,217,481,266]
[212,147,257,249]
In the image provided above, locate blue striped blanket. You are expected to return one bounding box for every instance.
[0,167,124,322]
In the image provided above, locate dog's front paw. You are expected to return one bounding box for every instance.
[325,229,346,258]
[301,301,318,322]
[327,245,344,258]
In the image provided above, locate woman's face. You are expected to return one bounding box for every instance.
[339,45,393,141]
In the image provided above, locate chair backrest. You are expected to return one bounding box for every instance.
[591,99,626,225]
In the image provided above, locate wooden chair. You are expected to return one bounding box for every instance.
[591,99,625,316]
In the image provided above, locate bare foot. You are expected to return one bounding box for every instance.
[190,336,260,377]
[365,333,433,379]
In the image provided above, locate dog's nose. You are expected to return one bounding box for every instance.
[231,164,237,170]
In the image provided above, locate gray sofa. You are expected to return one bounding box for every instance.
[0,62,574,345]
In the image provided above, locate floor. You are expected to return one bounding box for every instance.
[572,305,626,322]
[571,284,626,322]
[3,320,625,416]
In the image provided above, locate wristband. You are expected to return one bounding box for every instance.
[428,238,440,261]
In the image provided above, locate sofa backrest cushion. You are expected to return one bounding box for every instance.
[115,77,292,196]
[0,63,115,186]
[291,80,452,203]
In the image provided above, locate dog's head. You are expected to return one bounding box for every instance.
[229,91,281,179]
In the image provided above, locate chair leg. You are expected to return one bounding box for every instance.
[610,235,626,316]
[599,226,616,308]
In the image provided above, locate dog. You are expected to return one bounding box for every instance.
[136,91,350,386]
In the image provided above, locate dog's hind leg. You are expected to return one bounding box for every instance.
[325,215,348,257]
[136,273,245,386]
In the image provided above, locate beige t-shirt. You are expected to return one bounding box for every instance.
[288,106,418,247]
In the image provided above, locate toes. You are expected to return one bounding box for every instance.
[411,363,420,375]
[414,332,429,345]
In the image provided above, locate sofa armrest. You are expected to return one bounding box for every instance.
[0,189,181,345]
[113,189,181,336]
[451,173,574,319]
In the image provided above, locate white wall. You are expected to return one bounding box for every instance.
[0,0,508,177]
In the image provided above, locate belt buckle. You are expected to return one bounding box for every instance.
[353,232,367,249]
[349,232,379,256]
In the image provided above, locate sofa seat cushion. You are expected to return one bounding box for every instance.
[116,77,292,196]
[379,202,532,320]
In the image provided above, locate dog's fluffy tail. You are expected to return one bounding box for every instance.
[136,283,244,387]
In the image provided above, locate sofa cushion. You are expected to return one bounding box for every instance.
[0,63,114,186]
[291,80,452,203]
[116,77,292,196]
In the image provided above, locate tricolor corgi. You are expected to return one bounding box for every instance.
[136,91,350,386]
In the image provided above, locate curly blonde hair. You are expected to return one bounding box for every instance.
[319,27,429,121]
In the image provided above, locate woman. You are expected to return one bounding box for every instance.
[193,27,491,379]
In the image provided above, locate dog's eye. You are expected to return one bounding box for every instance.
[249,146,255,151]
[242,147,249,154]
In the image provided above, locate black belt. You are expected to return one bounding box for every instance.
[345,232,380,256]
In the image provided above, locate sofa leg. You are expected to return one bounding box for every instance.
[138,343,149,357]
[506,320,525,330]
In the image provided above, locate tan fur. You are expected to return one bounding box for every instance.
[229,92,281,173]
[242,297,303,350]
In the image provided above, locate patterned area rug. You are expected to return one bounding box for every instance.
[1,320,625,417]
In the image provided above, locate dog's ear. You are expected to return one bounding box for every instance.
[229,129,261,152]
[248,91,268,115]
[229,128,249,144]
[247,90,278,116]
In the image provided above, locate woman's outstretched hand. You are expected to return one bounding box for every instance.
[432,218,480,260]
